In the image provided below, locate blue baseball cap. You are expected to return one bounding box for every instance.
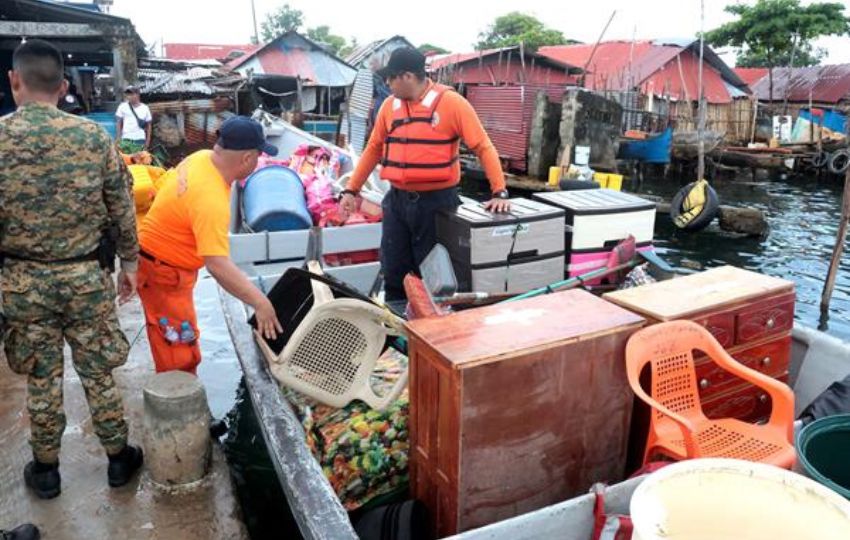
[216,116,278,156]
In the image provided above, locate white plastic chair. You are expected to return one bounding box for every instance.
[254,266,407,410]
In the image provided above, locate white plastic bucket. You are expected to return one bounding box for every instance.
[631,458,850,540]
[574,145,591,166]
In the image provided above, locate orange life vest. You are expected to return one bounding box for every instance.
[380,84,459,185]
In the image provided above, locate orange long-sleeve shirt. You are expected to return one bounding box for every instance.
[348,81,506,194]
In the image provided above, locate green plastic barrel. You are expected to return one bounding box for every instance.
[797,413,850,499]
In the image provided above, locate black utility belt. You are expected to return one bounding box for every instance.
[1,225,118,272]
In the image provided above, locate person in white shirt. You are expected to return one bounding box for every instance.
[115,85,152,154]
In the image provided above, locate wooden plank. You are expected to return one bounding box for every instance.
[0,21,104,38]
[405,289,644,368]
[604,266,794,321]
[219,288,357,540]
[504,173,559,192]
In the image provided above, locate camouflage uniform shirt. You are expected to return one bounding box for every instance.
[0,102,138,267]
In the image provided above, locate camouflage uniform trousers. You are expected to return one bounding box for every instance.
[1,259,130,464]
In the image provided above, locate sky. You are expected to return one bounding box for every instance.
[110,0,850,66]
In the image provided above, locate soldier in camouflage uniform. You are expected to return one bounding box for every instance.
[0,40,144,499]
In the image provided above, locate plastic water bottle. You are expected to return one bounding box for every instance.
[159,317,179,344]
[179,321,196,343]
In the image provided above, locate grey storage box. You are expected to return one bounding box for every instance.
[436,198,565,294]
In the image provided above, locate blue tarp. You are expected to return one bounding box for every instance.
[799,109,847,134]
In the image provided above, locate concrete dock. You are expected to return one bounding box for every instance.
[0,277,247,539]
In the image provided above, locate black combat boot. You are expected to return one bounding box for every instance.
[0,523,41,540]
[107,444,144,488]
[23,460,60,500]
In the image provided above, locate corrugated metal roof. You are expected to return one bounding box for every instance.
[538,40,745,104]
[429,46,579,72]
[750,65,850,103]
[137,68,238,97]
[734,67,769,87]
[164,43,259,62]
[228,31,356,87]
[345,35,414,68]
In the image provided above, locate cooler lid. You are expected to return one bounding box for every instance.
[603,266,795,320]
[440,197,565,227]
[533,189,656,215]
[405,289,645,368]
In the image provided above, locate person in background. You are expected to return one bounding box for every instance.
[135,116,282,376]
[340,47,511,302]
[0,39,143,500]
[115,85,152,154]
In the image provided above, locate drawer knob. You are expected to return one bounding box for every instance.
[762,356,772,367]
[699,378,710,390]
[766,318,776,329]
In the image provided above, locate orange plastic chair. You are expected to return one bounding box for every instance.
[625,320,796,469]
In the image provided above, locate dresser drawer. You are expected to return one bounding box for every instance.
[695,336,791,400]
[736,294,795,345]
[693,312,735,348]
[702,374,790,423]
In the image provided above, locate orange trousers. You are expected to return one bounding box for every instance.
[137,256,202,374]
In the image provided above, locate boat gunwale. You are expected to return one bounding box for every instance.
[220,286,357,540]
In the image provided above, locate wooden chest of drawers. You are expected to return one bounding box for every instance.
[604,266,796,422]
[405,290,645,536]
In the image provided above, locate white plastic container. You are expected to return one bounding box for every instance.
[631,458,850,540]
[574,145,591,166]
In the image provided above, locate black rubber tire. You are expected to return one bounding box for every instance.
[558,179,599,191]
[669,181,720,232]
[828,149,850,175]
[812,151,830,169]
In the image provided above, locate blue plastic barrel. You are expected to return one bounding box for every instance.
[242,166,312,232]
[84,112,117,139]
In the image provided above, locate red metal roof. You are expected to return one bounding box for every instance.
[164,43,259,62]
[749,65,850,103]
[538,41,737,104]
[429,47,578,85]
[226,32,356,87]
[734,67,769,87]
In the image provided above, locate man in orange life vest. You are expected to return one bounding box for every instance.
[340,47,511,301]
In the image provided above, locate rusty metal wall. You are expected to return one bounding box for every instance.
[467,85,564,173]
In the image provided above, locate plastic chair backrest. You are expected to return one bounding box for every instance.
[255,270,407,410]
[626,321,706,427]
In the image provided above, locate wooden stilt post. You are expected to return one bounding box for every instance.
[821,168,850,314]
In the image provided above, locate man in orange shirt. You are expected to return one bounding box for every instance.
[340,47,510,302]
[137,117,282,374]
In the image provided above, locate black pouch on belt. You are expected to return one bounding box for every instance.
[98,223,119,273]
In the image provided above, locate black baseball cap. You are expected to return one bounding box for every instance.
[377,47,427,78]
[216,116,278,156]
[124,85,139,94]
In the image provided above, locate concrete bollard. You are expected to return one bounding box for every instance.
[142,371,211,487]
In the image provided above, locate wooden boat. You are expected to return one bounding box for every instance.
[218,250,850,538]
[617,127,673,164]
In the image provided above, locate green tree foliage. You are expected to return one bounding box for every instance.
[476,12,573,52]
[260,4,304,42]
[307,25,347,55]
[706,0,850,99]
[418,43,450,55]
